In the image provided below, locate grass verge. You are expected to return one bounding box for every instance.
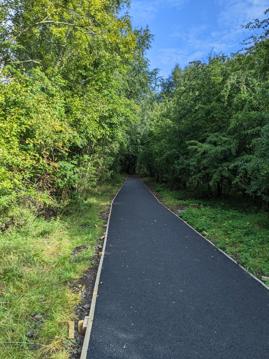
[0,176,123,359]
[145,179,269,288]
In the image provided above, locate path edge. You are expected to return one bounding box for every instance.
[143,180,269,291]
[80,179,126,359]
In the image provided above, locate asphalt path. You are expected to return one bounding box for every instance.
[87,177,269,359]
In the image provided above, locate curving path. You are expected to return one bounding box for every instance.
[85,177,269,359]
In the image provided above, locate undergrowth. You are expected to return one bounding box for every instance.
[0,176,123,359]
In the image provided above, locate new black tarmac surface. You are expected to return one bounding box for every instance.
[87,177,269,359]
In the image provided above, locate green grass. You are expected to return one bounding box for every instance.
[146,179,269,287]
[0,177,123,359]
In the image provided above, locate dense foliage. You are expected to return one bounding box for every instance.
[0,0,151,224]
[1,1,268,222]
[138,9,269,204]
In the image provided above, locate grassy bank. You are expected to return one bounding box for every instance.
[0,177,123,359]
[145,179,269,287]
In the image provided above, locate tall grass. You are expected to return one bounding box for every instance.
[0,178,123,358]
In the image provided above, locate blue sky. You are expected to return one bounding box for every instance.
[128,0,268,77]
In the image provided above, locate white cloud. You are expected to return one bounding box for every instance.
[217,0,268,29]
[172,25,242,55]
[165,0,268,72]
[153,48,207,76]
[130,0,187,25]
[131,0,268,76]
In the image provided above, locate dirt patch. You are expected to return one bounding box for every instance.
[69,242,102,358]
[72,245,88,257]
[70,210,109,358]
[177,206,188,215]
[190,204,201,208]
[25,313,44,351]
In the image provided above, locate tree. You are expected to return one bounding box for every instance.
[138,8,269,203]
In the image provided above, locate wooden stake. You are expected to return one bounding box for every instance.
[68,321,75,339]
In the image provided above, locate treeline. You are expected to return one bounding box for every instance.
[1,1,268,222]
[138,10,269,203]
[0,0,150,223]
